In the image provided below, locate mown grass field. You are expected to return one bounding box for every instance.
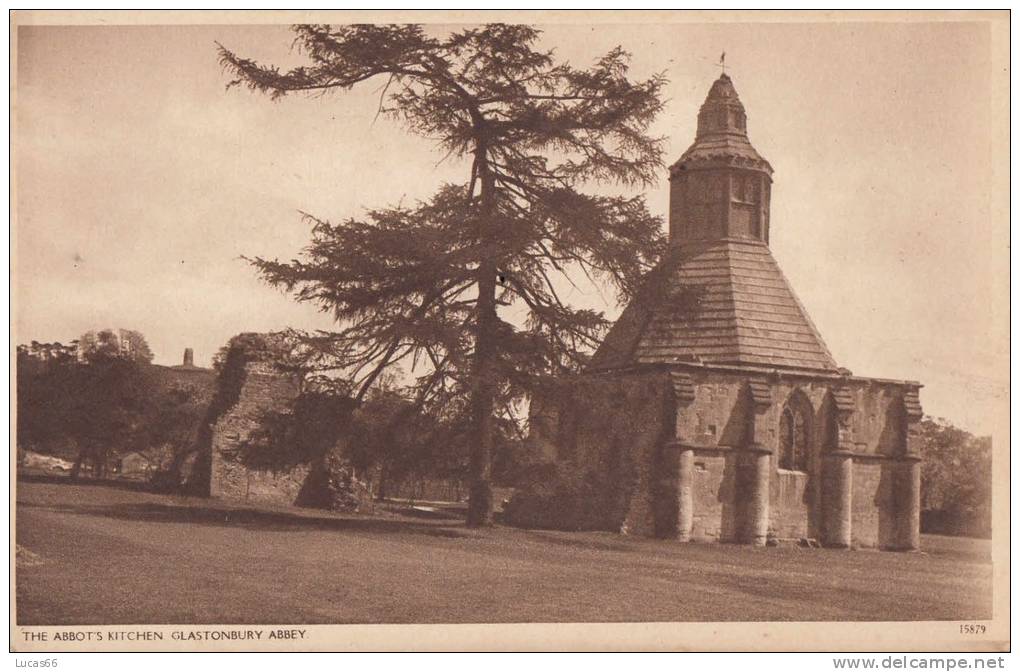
[15,479,992,625]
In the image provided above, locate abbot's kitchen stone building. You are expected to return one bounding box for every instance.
[510,74,924,550]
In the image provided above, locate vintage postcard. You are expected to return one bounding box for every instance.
[10,10,1010,653]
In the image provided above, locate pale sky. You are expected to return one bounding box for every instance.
[14,20,1008,436]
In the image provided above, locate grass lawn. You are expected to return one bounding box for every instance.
[15,478,992,625]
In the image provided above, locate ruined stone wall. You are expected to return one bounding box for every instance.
[208,359,307,506]
[189,333,375,513]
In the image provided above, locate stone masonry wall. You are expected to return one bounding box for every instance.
[194,333,374,513]
[506,371,673,535]
[520,364,921,550]
[670,367,918,547]
[208,360,307,507]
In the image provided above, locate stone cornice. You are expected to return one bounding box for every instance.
[584,361,922,390]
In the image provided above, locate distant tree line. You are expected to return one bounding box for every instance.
[16,329,206,479]
[918,417,992,538]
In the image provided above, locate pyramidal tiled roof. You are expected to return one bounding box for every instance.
[589,238,838,373]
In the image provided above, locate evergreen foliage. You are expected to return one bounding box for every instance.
[219,24,667,525]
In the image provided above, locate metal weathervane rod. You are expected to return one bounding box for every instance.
[692,53,732,75]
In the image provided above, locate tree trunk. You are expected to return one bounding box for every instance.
[466,145,498,528]
[467,259,497,526]
[90,445,105,479]
[70,449,85,480]
[376,463,389,502]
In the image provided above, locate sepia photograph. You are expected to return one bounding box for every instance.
[10,9,1010,653]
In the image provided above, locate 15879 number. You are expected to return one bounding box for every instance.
[960,624,986,634]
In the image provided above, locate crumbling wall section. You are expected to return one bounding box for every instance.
[193,332,372,512]
[208,353,306,506]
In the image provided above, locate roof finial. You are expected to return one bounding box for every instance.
[718,51,727,75]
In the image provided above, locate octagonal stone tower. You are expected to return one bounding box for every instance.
[669,73,773,245]
[512,74,924,551]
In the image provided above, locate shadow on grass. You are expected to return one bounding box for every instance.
[19,499,477,539]
[517,529,637,553]
[18,471,157,493]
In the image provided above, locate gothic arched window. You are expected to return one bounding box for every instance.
[779,403,810,472]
